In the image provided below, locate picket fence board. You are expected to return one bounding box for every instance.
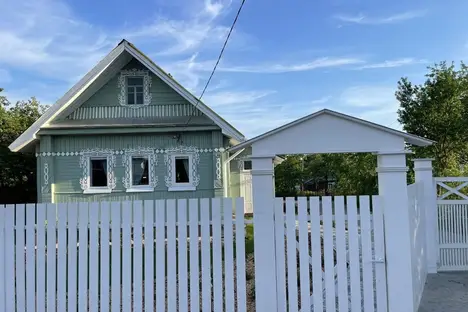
[47,204,57,312]
[178,199,189,312]
[0,206,4,312]
[133,201,144,312]
[309,197,324,311]
[373,196,388,312]
[334,196,349,312]
[26,204,36,312]
[201,198,212,312]
[167,199,178,312]
[348,196,362,311]
[212,198,223,312]
[360,196,375,311]
[16,204,26,312]
[101,202,111,312]
[322,197,336,311]
[274,198,287,312]
[57,204,68,312]
[286,197,299,312]
[121,202,132,312]
[5,205,15,312]
[111,202,122,312]
[155,200,166,312]
[37,204,47,312]
[223,198,235,312]
[298,196,311,312]
[235,197,247,312]
[89,202,99,312]
[68,204,78,312]
[189,199,200,311]
[144,200,155,312]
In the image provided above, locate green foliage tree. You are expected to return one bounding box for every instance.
[396,61,468,176]
[0,88,46,203]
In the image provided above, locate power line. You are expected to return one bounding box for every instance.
[184,0,247,127]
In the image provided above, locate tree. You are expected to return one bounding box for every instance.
[0,88,46,203]
[396,61,468,176]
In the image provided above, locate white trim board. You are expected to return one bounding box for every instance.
[9,40,245,152]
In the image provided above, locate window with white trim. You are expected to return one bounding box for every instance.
[164,146,200,192]
[79,149,116,194]
[243,160,252,171]
[126,77,144,105]
[122,148,158,192]
[117,69,152,108]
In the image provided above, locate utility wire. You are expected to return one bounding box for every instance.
[184,0,247,127]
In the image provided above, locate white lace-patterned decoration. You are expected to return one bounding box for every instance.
[79,148,116,191]
[214,152,222,188]
[121,147,158,189]
[41,162,50,194]
[35,147,226,157]
[164,146,200,188]
[117,69,152,108]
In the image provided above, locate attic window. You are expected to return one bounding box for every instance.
[118,69,152,108]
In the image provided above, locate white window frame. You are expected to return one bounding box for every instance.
[117,69,152,108]
[79,149,116,194]
[242,160,253,171]
[164,146,200,192]
[126,76,145,105]
[122,148,158,193]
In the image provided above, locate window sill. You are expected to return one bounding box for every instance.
[83,188,112,194]
[126,187,154,193]
[168,185,196,192]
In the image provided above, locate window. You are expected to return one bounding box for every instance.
[90,158,108,187]
[126,77,144,105]
[175,156,190,183]
[243,160,252,171]
[132,156,149,185]
[122,148,158,192]
[79,148,116,194]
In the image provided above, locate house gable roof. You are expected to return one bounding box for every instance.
[229,109,434,154]
[9,39,245,152]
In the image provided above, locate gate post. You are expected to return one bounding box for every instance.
[414,159,438,273]
[251,154,277,312]
[377,151,415,311]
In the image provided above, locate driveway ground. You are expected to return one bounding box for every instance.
[418,272,468,312]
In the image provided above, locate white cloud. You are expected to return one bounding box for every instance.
[202,90,276,107]
[355,58,427,70]
[335,10,426,25]
[311,96,332,105]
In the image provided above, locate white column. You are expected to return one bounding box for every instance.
[251,154,277,312]
[377,151,415,312]
[414,158,438,273]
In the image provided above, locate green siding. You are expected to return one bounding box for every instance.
[49,131,219,203]
[68,58,205,119]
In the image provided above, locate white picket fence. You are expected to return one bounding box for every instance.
[0,198,248,312]
[436,177,468,271]
[273,196,387,312]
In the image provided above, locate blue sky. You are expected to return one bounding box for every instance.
[1,0,467,138]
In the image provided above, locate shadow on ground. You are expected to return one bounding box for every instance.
[418,272,468,312]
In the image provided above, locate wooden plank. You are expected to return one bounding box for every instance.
[297,197,311,312]
[36,204,47,312]
[322,196,336,312]
[68,203,78,312]
[167,199,177,312]
[189,199,200,311]
[373,196,388,312]
[178,199,189,312]
[360,196,375,311]
[121,201,132,312]
[111,202,122,312]
[309,197,324,311]
[274,198,287,312]
[0,206,5,312]
[200,198,212,312]
[4,205,15,312]
[334,196,349,312]
[133,201,144,312]
[285,197,298,312]
[16,204,26,312]
[347,196,362,311]
[100,202,111,312]
[223,198,235,312]
[144,200,155,312]
[235,198,247,312]
[88,203,99,312]
[25,204,36,312]
[212,198,223,312]
[78,203,89,312]
[57,203,68,312]
[47,203,57,312]
[155,200,166,312]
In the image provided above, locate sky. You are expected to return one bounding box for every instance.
[1,0,468,138]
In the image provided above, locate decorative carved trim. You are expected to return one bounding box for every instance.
[214,152,222,188]
[35,147,226,157]
[121,147,158,189]
[117,69,152,108]
[79,148,116,191]
[164,146,200,188]
[41,162,50,194]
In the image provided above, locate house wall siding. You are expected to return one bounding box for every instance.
[36,131,226,203]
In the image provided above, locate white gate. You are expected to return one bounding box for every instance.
[435,177,468,271]
[240,172,253,214]
[272,196,388,312]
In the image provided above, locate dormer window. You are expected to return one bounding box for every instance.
[118,69,152,108]
[127,77,144,105]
